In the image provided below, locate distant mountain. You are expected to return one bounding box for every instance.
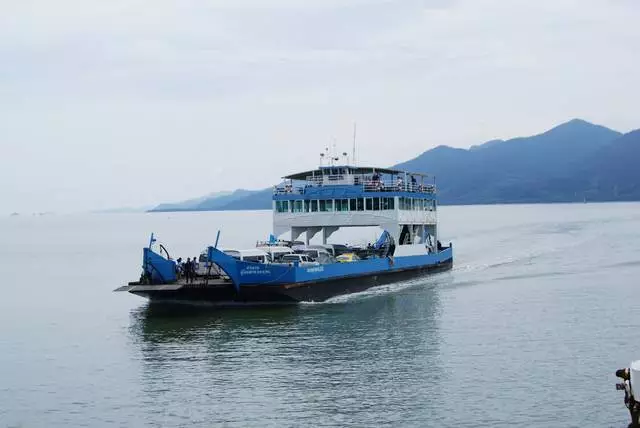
[149,119,638,211]
[574,129,640,201]
[214,188,274,210]
[192,189,261,211]
[149,190,246,212]
[394,118,623,204]
[151,191,232,212]
[469,139,505,151]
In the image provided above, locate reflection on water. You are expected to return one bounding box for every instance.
[129,304,305,344]
[127,283,445,426]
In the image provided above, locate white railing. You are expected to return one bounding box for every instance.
[362,181,436,194]
[273,177,436,194]
[273,185,304,195]
[306,174,355,186]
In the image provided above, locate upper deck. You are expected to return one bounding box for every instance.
[273,166,435,199]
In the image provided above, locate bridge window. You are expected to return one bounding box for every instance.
[350,199,357,211]
[276,200,289,213]
[373,197,380,211]
[357,198,364,211]
[311,200,318,212]
[293,200,303,213]
[304,200,310,212]
[365,198,373,211]
[319,199,334,212]
[399,197,419,210]
[336,199,349,212]
[382,197,395,210]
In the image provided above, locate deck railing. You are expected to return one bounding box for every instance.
[273,180,436,195]
[362,181,436,194]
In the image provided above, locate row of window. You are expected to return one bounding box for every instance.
[399,197,437,211]
[275,197,436,213]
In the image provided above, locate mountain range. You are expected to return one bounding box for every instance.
[149,119,640,212]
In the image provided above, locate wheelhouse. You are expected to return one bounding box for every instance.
[272,166,439,252]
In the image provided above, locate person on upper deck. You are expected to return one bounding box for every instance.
[410,175,417,190]
[396,177,404,190]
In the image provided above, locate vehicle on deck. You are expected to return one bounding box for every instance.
[291,245,337,264]
[255,245,294,262]
[302,244,350,257]
[279,254,319,266]
[224,249,271,264]
[336,253,361,263]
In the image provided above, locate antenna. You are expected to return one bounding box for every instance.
[352,122,357,166]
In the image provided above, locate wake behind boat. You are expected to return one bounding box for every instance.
[117,164,453,304]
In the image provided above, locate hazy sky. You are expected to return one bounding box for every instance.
[2,0,639,213]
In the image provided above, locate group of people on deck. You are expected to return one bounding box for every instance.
[365,172,424,191]
[395,175,417,191]
[175,257,198,283]
[279,172,428,193]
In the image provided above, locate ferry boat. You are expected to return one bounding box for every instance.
[117,166,453,304]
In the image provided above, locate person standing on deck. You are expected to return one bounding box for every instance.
[175,257,183,279]
[193,256,199,279]
[185,258,192,283]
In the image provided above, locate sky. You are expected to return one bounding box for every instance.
[1,0,639,213]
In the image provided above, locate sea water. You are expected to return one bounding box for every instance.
[1,203,639,427]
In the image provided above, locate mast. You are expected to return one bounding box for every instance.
[352,122,357,165]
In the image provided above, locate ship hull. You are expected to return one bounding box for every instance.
[125,256,452,305]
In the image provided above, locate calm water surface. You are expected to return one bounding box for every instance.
[1,204,640,427]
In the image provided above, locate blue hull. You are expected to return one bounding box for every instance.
[198,246,453,303]
[130,253,452,304]
[127,246,453,304]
